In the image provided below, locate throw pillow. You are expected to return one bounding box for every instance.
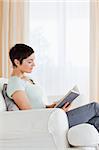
[0,92,7,111]
[2,84,19,111]
[67,123,99,146]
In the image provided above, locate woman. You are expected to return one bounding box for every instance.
[7,43,99,132]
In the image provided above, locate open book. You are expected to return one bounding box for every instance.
[55,85,80,108]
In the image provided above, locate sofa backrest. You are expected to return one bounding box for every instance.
[0,78,8,111]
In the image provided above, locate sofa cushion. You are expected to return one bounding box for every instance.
[2,84,19,111]
[0,92,7,111]
[0,78,8,91]
[0,78,8,111]
[67,123,99,146]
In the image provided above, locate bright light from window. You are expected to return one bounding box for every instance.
[28,0,89,103]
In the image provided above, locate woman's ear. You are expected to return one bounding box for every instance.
[14,59,20,67]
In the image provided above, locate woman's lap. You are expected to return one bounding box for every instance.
[66,102,99,129]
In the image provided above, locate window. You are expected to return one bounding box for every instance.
[28,0,89,102]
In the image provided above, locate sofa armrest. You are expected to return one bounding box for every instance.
[48,108,69,150]
[0,108,69,149]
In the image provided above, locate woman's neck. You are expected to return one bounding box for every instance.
[11,68,25,78]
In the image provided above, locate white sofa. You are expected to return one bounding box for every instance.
[0,78,99,150]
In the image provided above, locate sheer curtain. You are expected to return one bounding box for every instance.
[28,0,89,102]
[90,0,99,102]
[0,0,29,78]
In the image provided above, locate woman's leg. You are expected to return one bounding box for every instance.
[88,116,99,132]
[66,102,99,128]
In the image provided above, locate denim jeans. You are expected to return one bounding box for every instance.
[66,102,99,132]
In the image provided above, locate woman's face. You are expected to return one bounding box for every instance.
[16,53,36,73]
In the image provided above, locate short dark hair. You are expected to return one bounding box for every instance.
[9,44,34,67]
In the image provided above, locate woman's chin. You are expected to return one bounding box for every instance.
[26,70,32,73]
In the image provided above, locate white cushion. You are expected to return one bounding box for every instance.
[0,92,6,111]
[0,78,8,111]
[0,77,8,91]
[68,123,99,146]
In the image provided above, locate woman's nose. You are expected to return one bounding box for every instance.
[32,61,36,67]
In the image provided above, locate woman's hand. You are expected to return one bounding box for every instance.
[62,102,71,112]
[46,102,58,108]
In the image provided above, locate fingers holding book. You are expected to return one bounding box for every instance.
[62,102,71,112]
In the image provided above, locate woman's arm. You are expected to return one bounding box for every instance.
[46,102,71,112]
[12,90,71,111]
[12,91,32,110]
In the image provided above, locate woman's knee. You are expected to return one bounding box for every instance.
[91,102,99,115]
[90,102,98,106]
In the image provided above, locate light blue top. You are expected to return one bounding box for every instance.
[7,76,48,109]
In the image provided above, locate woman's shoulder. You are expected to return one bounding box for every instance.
[8,76,25,89]
[7,76,25,98]
[8,76,23,83]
